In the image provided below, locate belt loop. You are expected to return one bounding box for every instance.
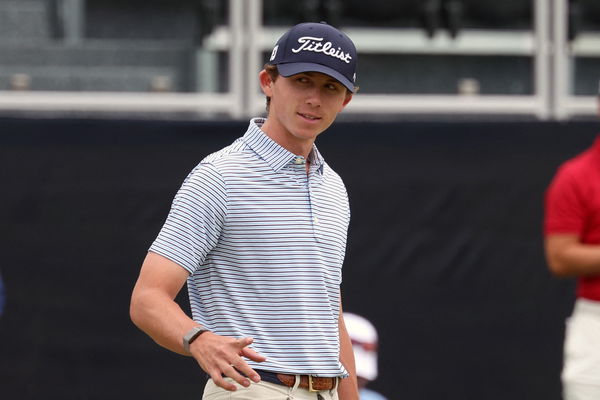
[329,377,339,396]
[292,375,301,391]
[308,376,316,392]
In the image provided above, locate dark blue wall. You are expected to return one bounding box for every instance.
[1,117,597,400]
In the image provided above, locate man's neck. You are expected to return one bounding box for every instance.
[260,119,314,159]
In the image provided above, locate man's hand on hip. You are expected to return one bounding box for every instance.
[190,332,266,391]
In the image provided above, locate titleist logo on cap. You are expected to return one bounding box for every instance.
[268,22,358,92]
[291,36,353,64]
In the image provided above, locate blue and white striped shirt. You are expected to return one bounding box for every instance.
[150,118,351,376]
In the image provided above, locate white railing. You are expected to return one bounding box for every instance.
[0,0,596,120]
[0,0,247,119]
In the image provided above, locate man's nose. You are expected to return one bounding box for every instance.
[305,87,322,107]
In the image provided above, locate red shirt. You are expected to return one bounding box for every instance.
[544,135,600,300]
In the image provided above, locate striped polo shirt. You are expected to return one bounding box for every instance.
[150,118,351,377]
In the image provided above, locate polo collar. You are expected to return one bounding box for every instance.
[242,118,325,173]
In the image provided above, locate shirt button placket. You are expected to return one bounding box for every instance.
[309,181,321,242]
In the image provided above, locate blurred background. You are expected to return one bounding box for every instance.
[0,1,599,399]
[0,0,598,119]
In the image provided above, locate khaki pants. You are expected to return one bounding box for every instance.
[203,378,339,400]
[564,384,600,400]
[563,299,600,400]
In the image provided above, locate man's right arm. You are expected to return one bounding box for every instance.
[130,251,196,354]
[130,251,265,391]
[545,234,600,277]
[543,163,600,278]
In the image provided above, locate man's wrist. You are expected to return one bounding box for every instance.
[183,326,210,353]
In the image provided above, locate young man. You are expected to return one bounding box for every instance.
[544,92,600,399]
[130,22,359,400]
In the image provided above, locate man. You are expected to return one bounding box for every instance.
[343,313,388,400]
[544,123,600,398]
[130,22,359,400]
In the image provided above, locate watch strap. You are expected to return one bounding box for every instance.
[183,326,210,353]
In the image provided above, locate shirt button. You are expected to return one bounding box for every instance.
[314,216,319,224]
[294,157,305,165]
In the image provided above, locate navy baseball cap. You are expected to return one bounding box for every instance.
[267,22,358,92]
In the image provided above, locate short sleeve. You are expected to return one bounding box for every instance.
[544,164,586,236]
[150,163,227,274]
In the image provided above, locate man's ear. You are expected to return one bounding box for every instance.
[340,92,353,110]
[259,70,273,97]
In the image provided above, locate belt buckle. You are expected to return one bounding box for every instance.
[308,376,318,392]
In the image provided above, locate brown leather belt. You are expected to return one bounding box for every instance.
[256,370,338,392]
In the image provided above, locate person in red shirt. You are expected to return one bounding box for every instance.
[544,127,600,399]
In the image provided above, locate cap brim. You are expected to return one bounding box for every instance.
[276,62,356,93]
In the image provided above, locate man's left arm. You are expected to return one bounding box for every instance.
[338,299,359,400]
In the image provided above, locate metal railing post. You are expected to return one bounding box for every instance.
[551,0,570,120]
[229,0,245,119]
[245,0,264,118]
[534,0,552,120]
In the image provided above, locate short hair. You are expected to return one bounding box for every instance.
[264,64,279,114]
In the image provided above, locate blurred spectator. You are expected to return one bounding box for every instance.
[544,97,600,399]
[344,312,388,400]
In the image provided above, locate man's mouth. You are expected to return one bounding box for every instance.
[298,113,321,121]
